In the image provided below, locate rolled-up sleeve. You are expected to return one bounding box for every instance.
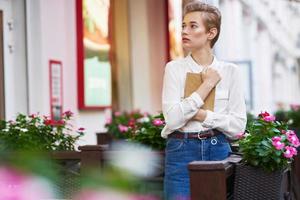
[162,62,204,131]
[202,65,247,138]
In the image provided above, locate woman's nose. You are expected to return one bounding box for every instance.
[182,28,188,35]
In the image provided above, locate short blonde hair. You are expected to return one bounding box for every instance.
[183,1,221,47]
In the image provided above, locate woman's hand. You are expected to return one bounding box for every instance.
[201,67,221,88]
[195,67,221,101]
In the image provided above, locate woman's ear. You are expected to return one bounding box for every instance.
[207,27,218,40]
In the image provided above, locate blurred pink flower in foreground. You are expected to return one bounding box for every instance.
[73,189,158,200]
[0,167,54,200]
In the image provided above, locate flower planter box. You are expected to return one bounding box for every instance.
[96,132,113,145]
[233,164,290,200]
[292,153,300,199]
[188,154,242,200]
[50,146,105,198]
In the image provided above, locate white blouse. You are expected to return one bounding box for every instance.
[161,54,247,139]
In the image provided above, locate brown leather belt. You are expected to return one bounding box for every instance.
[168,129,222,140]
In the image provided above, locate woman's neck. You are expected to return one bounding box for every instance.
[191,48,214,67]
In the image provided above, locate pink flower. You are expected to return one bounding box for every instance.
[263,115,276,122]
[290,104,300,111]
[272,136,281,141]
[287,134,300,147]
[152,119,164,126]
[236,132,245,139]
[73,189,153,200]
[272,140,285,150]
[272,136,284,150]
[118,124,129,133]
[285,130,296,136]
[283,146,297,158]
[105,117,112,125]
[0,167,54,200]
[272,136,282,142]
[114,111,122,117]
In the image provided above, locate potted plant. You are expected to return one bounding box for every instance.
[0,111,84,152]
[130,112,166,151]
[104,111,166,151]
[0,111,86,199]
[234,111,299,199]
[104,110,144,140]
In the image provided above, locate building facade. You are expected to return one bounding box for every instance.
[0,0,299,145]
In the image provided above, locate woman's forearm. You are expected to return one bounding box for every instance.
[192,109,207,122]
[195,81,215,101]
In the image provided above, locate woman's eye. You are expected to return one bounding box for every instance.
[182,25,186,29]
[191,25,197,29]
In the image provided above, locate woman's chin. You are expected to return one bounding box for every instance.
[182,44,192,51]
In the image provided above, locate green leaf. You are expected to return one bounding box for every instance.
[275,150,282,156]
[261,140,272,148]
[273,157,281,163]
[271,128,281,134]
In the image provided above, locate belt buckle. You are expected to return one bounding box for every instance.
[197,131,207,140]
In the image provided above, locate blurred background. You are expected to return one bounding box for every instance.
[0,0,300,199]
[0,0,299,145]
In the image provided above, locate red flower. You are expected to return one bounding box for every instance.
[114,111,121,117]
[78,127,85,131]
[128,118,136,128]
[63,110,74,118]
[29,114,36,118]
[258,111,270,118]
[44,119,53,126]
[56,120,65,126]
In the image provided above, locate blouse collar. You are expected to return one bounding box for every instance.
[186,53,219,73]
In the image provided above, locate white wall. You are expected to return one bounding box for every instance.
[147,0,168,114]
[25,0,168,145]
[128,0,152,112]
[3,0,168,146]
[26,0,109,145]
[0,0,28,119]
[129,0,167,114]
[216,0,300,114]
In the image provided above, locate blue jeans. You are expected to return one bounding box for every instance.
[164,133,231,200]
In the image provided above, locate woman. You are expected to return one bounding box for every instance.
[162,1,247,200]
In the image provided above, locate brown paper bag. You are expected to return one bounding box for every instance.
[184,72,215,111]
